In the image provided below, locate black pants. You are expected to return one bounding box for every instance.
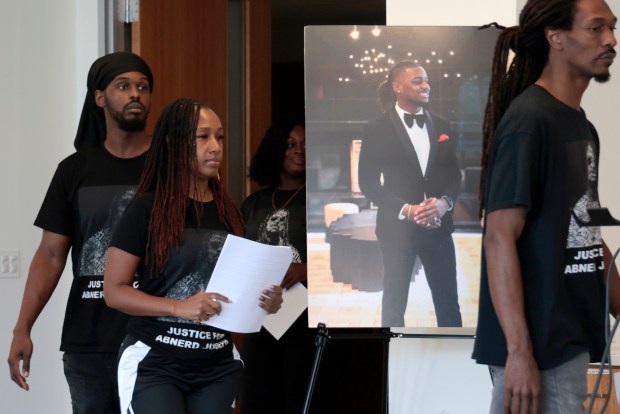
[63,352,120,414]
[239,312,386,414]
[379,232,462,327]
[118,336,243,414]
[239,311,316,414]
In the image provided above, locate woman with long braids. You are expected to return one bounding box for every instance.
[103,98,283,414]
[473,0,619,412]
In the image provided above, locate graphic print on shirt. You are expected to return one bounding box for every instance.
[79,186,137,276]
[565,143,603,276]
[158,231,227,324]
[258,209,301,263]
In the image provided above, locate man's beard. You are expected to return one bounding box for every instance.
[110,107,147,132]
[594,73,611,83]
[410,99,429,109]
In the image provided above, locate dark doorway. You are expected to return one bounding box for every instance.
[270,4,388,414]
[272,0,386,121]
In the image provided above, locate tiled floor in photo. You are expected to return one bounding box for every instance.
[307,232,482,330]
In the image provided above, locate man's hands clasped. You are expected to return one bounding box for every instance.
[405,197,450,230]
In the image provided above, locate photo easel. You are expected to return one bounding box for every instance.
[302,323,473,414]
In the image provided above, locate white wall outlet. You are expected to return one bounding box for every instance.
[0,250,19,278]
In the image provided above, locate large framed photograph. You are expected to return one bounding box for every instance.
[305,26,498,334]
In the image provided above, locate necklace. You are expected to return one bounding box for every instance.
[272,184,305,212]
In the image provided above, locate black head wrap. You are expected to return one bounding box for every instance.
[74,52,154,150]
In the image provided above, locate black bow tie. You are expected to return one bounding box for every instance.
[404,112,425,128]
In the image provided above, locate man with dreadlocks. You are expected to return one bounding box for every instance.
[472,0,619,412]
[104,98,283,413]
[358,60,462,328]
[7,52,153,413]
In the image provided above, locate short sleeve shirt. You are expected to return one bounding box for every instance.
[472,85,606,369]
[110,193,236,365]
[34,145,146,352]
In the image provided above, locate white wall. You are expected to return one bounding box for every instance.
[0,1,100,412]
[387,0,517,26]
[387,0,620,413]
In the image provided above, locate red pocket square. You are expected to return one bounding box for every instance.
[438,134,449,142]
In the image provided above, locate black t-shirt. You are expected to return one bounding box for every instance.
[473,85,606,369]
[240,186,311,342]
[110,193,235,365]
[34,145,146,352]
[240,186,307,265]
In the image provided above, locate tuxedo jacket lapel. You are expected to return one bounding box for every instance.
[425,112,439,174]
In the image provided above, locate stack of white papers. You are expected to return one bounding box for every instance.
[203,235,307,338]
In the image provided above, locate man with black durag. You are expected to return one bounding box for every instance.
[8,52,154,414]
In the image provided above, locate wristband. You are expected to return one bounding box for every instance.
[441,195,454,211]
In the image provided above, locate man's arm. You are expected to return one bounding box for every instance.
[358,124,389,204]
[485,207,541,414]
[7,230,71,391]
[104,247,230,320]
[358,121,407,215]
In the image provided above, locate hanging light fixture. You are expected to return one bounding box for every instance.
[350,25,360,40]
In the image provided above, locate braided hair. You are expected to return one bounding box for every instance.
[479,0,576,214]
[138,98,244,277]
[377,60,420,113]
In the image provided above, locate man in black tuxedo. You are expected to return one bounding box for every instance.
[358,61,462,327]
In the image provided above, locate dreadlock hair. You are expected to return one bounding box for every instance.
[248,119,305,187]
[137,98,244,278]
[377,60,420,113]
[478,0,577,216]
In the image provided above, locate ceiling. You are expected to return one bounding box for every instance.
[272,0,385,27]
[271,0,386,63]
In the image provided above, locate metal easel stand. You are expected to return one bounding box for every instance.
[301,322,480,414]
[575,208,620,414]
[302,323,329,414]
[302,322,393,414]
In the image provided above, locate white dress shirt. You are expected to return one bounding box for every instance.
[395,104,430,220]
[395,103,430,175]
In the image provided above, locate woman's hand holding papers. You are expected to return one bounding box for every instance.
[258,285,284,314]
